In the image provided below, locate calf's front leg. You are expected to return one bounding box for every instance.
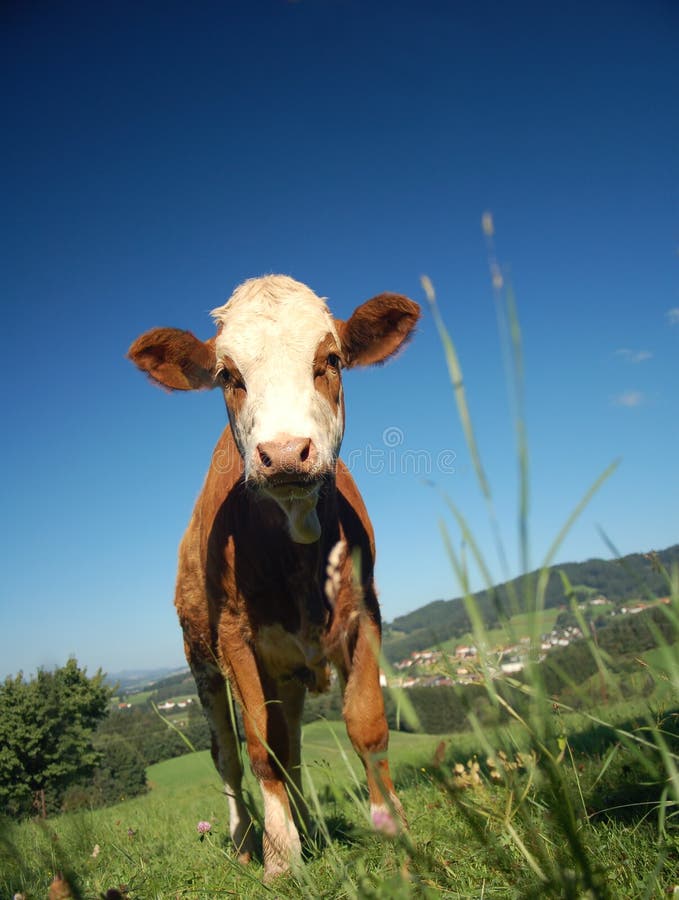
[339,615,406,835]
[190,661,256,861]
[223,638,303,879]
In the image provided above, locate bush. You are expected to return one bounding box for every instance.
[0,659,111,818]
[91,737,147,805]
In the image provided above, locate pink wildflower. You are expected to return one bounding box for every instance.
[196,820,212,835]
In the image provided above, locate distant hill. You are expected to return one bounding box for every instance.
[383,544,678,664]
[106,666,189,693]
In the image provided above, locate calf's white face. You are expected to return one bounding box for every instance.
[128,274,420,545]
[212,276,345,543]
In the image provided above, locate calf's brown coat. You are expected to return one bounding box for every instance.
[128,276,420,877]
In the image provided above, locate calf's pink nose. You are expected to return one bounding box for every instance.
[256,436,316,474]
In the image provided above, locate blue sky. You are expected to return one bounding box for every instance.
[2,0,677,680]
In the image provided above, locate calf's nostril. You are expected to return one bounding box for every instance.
[257,445,273,468]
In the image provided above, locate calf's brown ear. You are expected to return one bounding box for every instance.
[337,293,421,368]
[127,328,217,391]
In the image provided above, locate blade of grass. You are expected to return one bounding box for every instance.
[482,213,531,576]
[535,460,619,614]
[422,274,510,581]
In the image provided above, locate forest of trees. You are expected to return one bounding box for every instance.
[540,604,677,698]
[97,702,211,768]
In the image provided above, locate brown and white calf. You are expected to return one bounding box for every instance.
[128,275,420,877]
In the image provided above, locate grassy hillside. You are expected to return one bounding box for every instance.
[3,708,678,898]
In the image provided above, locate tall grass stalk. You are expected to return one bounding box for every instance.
[418,217,677,897]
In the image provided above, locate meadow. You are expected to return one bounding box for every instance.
[3,691,678,899]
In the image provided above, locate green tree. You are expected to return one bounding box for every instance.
[0,658,111,817]
[184,701,211,751]
[91,736,147,805]
[96,705,188,765]
[61,737,148,811]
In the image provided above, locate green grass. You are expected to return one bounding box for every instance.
[3,717,677,898]
[126,691,154,706]
[640,642,679,676]
[147,749,216,792]
[0,726,445,899]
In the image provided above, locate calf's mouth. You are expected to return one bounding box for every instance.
[255,474,325,544]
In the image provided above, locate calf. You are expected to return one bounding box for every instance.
[128,275,420,877]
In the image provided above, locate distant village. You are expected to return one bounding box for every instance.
[386,594,670,689]
[117,696,195,712]
[116,593,671,705]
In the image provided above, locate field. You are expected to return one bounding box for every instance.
[437,607,563,655]
[3,708,678,899]
[126,692,156,707]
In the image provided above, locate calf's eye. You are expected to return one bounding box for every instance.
[327,353,341,372]
[217,368,245,391]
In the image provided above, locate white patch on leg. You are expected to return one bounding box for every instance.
[201,691,255,861]
[225,783,255,861]
[370,801,399,837]
[261,782,302,877]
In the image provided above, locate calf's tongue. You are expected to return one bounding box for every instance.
[279,495,321,544]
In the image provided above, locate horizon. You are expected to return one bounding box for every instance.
[4,538,676,682]
[2,0,677,680]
